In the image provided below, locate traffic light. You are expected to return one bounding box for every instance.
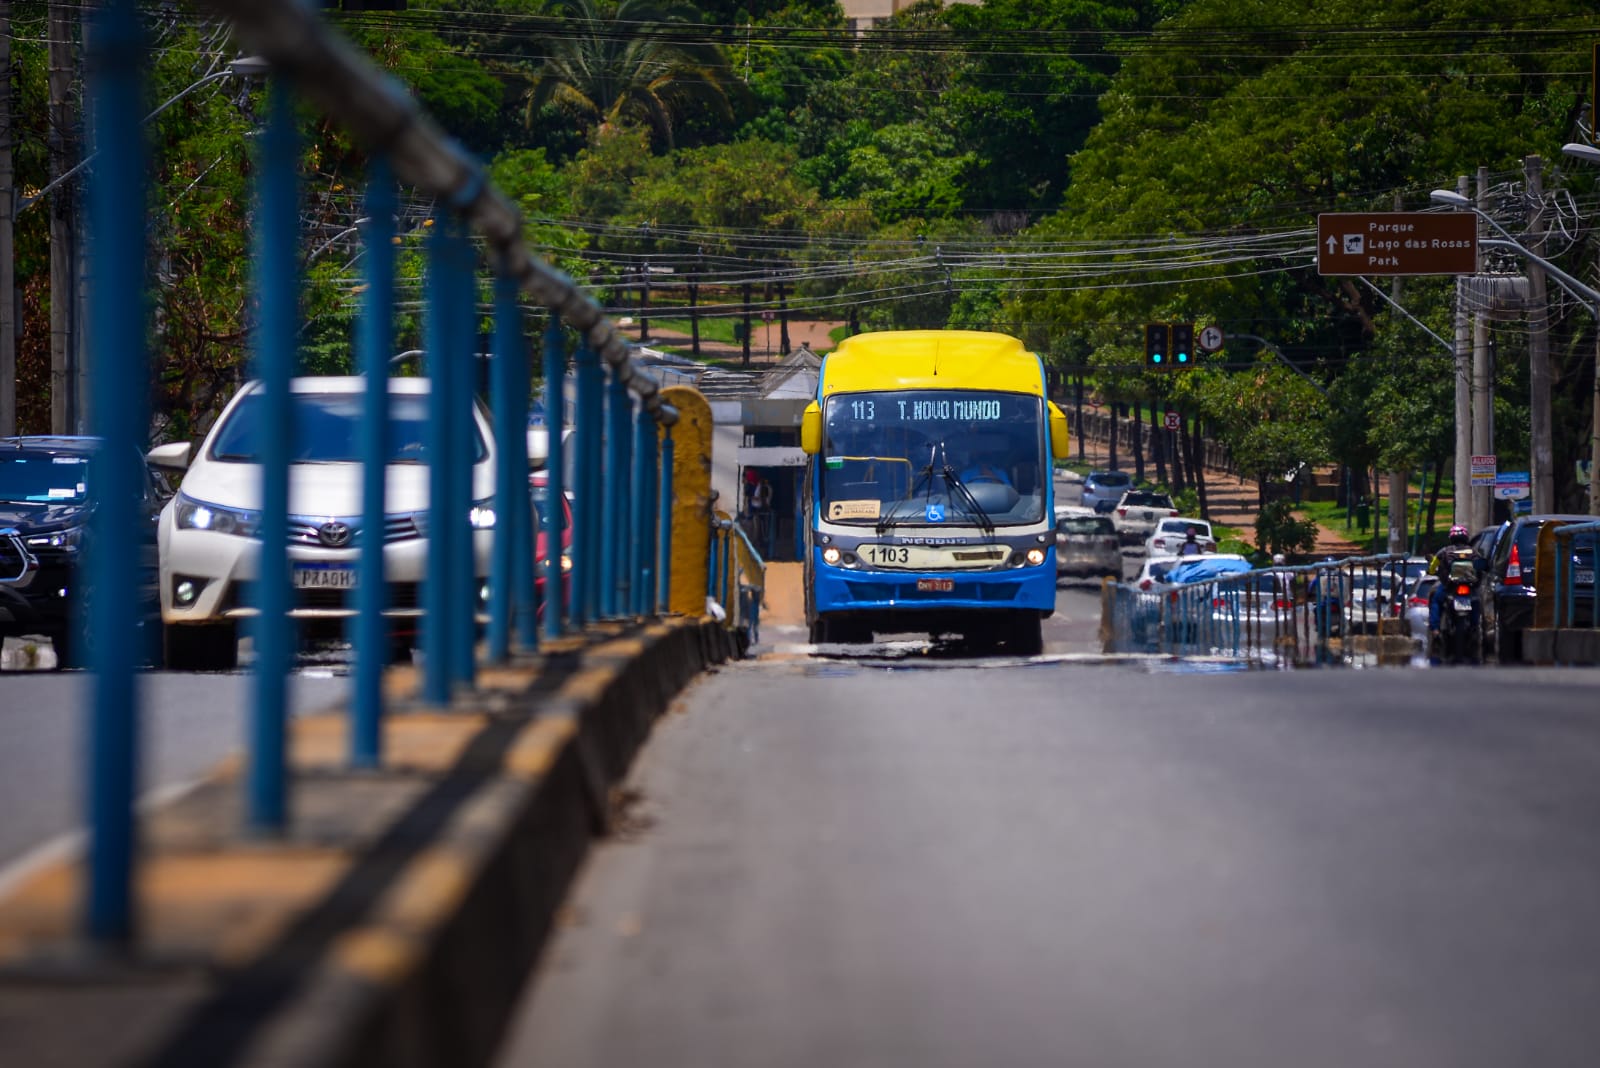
[1144,323,1169,369]
[1171,322,1194,367]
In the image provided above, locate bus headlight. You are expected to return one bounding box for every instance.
[1025,548,1047,566]
[821,547,842,565]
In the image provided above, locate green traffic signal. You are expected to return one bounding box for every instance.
[1171,322,1194,367]
[1144,323,1169,369]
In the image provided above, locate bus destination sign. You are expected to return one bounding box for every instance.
[1316,212,1477,276]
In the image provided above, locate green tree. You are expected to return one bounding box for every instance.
[523,0,742,151]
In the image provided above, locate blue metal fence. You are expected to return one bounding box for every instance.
[1104,554,1418,665]
[79,0,694,946]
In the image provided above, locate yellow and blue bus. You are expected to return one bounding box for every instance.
[799,330,1071,653]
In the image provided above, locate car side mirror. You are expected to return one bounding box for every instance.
[146,441,192,472]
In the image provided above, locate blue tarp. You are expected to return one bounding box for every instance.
[1166,557,1255,585]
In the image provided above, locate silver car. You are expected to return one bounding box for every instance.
[1055,511,1121,580]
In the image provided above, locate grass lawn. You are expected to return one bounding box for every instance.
[1295,494,1459,556]
[647,316,742,346]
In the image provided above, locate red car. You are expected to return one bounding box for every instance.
[530,470,573,619]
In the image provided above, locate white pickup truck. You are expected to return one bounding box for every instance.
[1112,489,1178,546]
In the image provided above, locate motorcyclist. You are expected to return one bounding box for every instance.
[1427,524,1486,652]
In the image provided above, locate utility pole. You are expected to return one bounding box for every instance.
[1471,166,1494,532]
[1525,154,1554,515]
[0,0,15,435]
[1452,174,1472,528]
[48,0,77,435]
[1388,193,1408,555]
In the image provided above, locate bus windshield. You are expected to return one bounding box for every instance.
[820,390,1045,527]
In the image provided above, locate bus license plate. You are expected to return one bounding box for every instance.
[916,578,954,592]
[1577,569,1594,586]
[294,565,357,590]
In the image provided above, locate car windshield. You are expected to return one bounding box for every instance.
[1123,492,1170,507]
[1059,516,1114,536]
[1091,473,1129,487]
[209,392,487,464]
[0,453,90,503]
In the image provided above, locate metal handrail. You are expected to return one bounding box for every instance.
[75,0,700,946]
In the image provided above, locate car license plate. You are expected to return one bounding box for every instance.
[294,564,357,590]
[1577,568,1595,586]
[1141,510,1154,520]
[916,578,954,592]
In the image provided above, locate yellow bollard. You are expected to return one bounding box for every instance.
[662,386,714,616]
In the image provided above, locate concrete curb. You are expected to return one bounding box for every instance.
[0,617,739,1068]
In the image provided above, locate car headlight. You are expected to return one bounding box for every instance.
[537,554,574,575]
[26,526,84,549]
[469,499,496,529]
[174,495,260,537]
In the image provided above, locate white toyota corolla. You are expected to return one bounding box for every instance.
[147,376,497,670]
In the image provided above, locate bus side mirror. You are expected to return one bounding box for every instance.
[800,402,821,454]
[1048,402,1071,461]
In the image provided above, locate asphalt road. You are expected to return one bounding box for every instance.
[0,672,345,877]
[496,659,1600,1068]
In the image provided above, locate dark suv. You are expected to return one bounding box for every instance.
[0,437,164,667]
[1483,514,1597,664]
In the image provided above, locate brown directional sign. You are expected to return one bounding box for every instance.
[1316,212,1478,276]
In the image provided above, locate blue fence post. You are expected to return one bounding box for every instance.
[658,428,674,612]
[541,316,566,641]
[637,411,659,616]
[351,159,394,769]
[448,228,477,690]
[422,214,454,705]
[631,404,651,616]
[248,76,300,835]
[573,342,602,625]
[488,271,524,663]
[602,368,629,617]
[83,0,146,944]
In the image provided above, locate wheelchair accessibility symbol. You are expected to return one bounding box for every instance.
[925,503,946,523]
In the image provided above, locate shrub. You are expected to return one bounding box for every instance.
[1254,499,1319,559]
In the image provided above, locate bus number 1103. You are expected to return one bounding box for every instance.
[865,544,910,564]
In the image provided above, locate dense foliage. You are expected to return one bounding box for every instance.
[5,0,1598,514]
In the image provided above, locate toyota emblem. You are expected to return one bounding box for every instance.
[318,521,353,547]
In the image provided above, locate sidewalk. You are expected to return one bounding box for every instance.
[1066,418,1364,556]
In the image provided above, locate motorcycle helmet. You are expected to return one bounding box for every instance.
[1448,524,1470,544]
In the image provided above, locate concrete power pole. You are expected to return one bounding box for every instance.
[1470,166,1494,532]
[1388,193,1408,555]
[47,0,77,435]
[0,0,15,436]
[1524,154,1554,515]
[1452,174,1472,528]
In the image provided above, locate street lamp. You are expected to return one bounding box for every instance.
[1430,188,1600,517]
[1562,142,1600,166]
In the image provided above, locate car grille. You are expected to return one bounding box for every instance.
[285,512,421,547]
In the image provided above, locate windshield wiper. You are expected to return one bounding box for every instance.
[939,447,994,535]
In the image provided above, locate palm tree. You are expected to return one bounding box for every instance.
[524,0,739,151]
